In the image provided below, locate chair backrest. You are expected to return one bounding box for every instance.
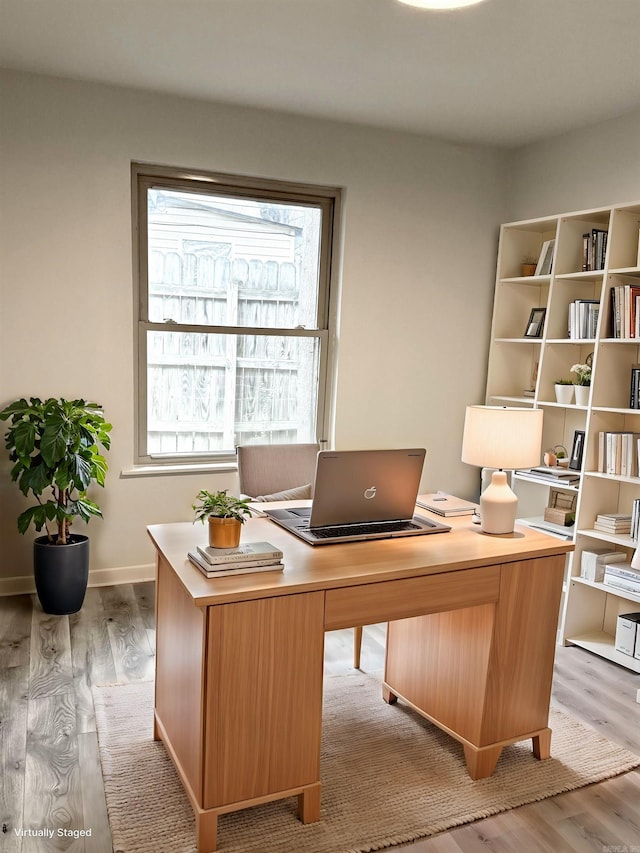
[237,443,320,499]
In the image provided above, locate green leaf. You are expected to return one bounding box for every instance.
[11,419,37,457]
[17,505,48,534]
[41,422,70,467]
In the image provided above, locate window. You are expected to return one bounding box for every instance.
[133,164,339,465]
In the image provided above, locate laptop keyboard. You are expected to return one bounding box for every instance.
[309,520,422,539]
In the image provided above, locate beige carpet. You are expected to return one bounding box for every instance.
[93,673,640,853]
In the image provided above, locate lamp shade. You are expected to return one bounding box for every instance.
[461,406,543,471]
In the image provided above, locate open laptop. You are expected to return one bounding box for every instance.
[262,448,451,545]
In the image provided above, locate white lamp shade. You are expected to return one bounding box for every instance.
[461,406,543,471]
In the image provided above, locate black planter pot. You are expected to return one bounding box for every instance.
[33,534,90,615]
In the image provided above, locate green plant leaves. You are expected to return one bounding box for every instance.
[0,396,112,540]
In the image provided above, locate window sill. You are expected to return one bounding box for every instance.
[120,460,237,478]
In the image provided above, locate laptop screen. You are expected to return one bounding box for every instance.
[309,449,426,528]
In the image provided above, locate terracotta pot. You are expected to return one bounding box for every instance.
[522,263,537,277]
[208,516,242,549]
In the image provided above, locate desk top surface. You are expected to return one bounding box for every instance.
[147,504,574,608]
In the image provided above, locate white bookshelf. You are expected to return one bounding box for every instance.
[487,201,640,671]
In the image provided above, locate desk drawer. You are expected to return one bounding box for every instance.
[324,565,500,630]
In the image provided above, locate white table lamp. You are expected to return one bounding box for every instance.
[461,406,544,534]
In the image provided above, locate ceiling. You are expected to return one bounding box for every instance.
[1,0,640,148]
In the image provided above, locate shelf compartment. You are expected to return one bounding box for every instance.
[537,340,595,402]
[555,211,612,276]
[497,219,558,280]
[577,527,636,549]
[485,341,540,402]
[566,630,640,673]
[608,205,640,271]
[546,276,603,340]
[516,516,574,540]
[491,280,550,340]
[593,331,640,412]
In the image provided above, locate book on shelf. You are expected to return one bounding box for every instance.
[568,299,599,340]
[604,561,640,581]
[187,550,284,578]
[519,467,579,484]
[630,365,640,409]
[196,540,283,566]
[603,563,640,595]
[631,498,640,542]
[597,432,640,477]
[416,492,478,516]
[529,465,579,478]
[593,512,632,534]
[609,284,640,338]
[582,229,607,272]
[580,549,626,583]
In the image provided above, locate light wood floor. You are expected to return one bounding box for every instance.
[1,584,639,852]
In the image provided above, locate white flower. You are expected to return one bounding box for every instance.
[570,363,592,386]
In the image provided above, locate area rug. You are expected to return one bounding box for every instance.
[93,673,640,853]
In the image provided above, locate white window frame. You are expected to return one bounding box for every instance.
[131,163,339,467]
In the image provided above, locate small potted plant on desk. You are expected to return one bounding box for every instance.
[0,397,111,615]
[193,489,252,548]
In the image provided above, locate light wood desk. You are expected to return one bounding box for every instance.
[147,512,573,853]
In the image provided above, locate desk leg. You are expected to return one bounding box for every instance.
[532,727,551,760]
[353,626,364,669]
[195,809,217,853]
[382,684,397,704]
[463,745,503,780]
[298,782,322,823]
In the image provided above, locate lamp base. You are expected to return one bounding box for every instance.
[480,470,517,534]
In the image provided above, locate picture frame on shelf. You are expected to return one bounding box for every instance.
[569,430,586,471]
[535,239,555,276]
[524,308,546,338]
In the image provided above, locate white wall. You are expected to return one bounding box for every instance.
[0,70,506,587]
[508,106,640,220]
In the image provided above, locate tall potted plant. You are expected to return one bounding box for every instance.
[0,397,112,614]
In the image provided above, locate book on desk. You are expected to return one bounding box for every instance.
[416,493,478,517]
[188,540,284,578]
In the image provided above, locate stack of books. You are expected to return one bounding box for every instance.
[603,561,640,596]
[518,467,580,485]
[593,513,632,535]
[187,541,284,578]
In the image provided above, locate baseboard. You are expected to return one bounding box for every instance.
[0,563,156,597]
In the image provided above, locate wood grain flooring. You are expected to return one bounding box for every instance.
[0,584,638,852]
